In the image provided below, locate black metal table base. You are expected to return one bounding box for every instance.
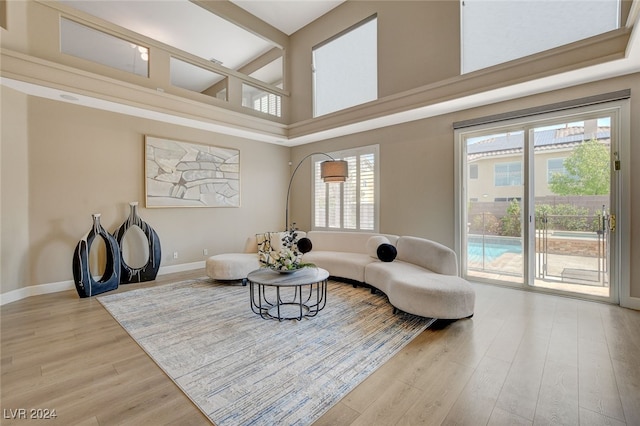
[249,278,328,321]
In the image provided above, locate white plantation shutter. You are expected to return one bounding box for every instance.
[343,157,358,229]
[252,93,281,116]
[359,153,375,230]
[312,145,379,231]
[314,163,326,228]
[328,182,341,228]
[242,84,282,117]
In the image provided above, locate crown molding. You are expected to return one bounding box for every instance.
[1,48,289,144]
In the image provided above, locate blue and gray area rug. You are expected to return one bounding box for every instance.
[98,277,434,426]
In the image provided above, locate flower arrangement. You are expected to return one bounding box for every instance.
[264,224,315,272]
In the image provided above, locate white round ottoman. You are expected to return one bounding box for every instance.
[205,253,260,283]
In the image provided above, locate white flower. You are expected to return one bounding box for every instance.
[270,247,301,270]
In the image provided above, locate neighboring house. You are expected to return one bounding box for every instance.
[467,122,611,202]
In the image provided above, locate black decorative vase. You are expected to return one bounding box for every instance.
[72,213,121,298]
[113,202,162,284]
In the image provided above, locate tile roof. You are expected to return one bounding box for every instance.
[467,127,611,156]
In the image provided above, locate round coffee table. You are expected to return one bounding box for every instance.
[247,267,329,321]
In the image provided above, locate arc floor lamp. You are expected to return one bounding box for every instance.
[285,152,349,230]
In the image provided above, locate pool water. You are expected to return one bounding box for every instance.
[467,239,522,263]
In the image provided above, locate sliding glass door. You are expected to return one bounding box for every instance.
[465,130,525,284]
[457,104,624,303]
[531,118,612,297]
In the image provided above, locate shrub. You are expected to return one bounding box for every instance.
[535,204,593,231]
[469,212,501,235]
[501,199,521,237]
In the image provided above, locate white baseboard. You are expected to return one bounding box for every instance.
[0,261,205,306]
[620,294,640,310]
[158,261,205,275]
[0,280,76,306]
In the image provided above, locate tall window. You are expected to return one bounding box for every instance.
[461,0,620,74]
[313,145,379,231]
[312,15,377,117]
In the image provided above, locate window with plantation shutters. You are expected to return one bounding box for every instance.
[241,83,281,117]
[312,145,379,231]
[252,92,281,117]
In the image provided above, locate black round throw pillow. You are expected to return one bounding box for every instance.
[377,243,397,262]
[297,237,313,254]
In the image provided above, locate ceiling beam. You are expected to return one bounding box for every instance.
[190,0,289,49]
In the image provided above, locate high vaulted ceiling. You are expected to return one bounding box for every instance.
[59,0,344,79]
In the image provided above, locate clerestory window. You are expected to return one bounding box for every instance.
[461,0,621,74]
[312,15,378,117]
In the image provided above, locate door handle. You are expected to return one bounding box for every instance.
[609,214,616,232]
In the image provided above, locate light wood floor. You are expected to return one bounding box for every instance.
[2,270,639,425]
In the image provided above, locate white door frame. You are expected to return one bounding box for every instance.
[455,100,630,306]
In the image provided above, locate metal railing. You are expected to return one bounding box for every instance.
[466,211,609,286]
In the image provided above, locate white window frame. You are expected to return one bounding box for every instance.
[454,99,630,307]
[312,144,379,232]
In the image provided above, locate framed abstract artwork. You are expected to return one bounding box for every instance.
[145,136,240,208]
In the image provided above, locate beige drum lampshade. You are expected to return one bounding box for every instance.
[320,160,349,182]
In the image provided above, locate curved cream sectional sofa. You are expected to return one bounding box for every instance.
[206,230,475,320]
[301,231,475,320]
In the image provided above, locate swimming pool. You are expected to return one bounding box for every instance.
[467,236,522,263]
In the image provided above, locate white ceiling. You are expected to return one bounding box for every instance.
[230,0,345,35]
